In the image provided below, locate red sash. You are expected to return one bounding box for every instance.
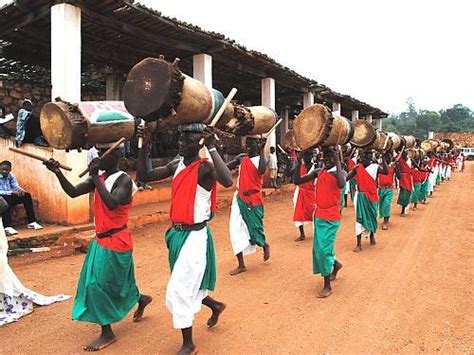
[237,156,264,206]
[378,166,395,189]
[399,158,413,191]
[412,168,424,184]
[293,164,315,222]
[314,169,342,221]
[170,159,216,225]
[94,174,133,252]
[355,165,379,202]
[428,158,435,168]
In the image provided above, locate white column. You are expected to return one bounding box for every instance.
[193,53,213,88]
[51,3,89,224]
[280,107,289,140]
[428,131,434,139]
[106,73,123,100]
[303,92,314,108]
[375,119,383,130]
[261,77,276,148]
[351,110,359,120]
[366,114,373,123]
[51,3,81,102]
[332,102,341,115]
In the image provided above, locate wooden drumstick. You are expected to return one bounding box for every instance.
[247,119,283,139]
[199,87,238,145]
[78,137,126,178]
[9,147,73,171]
[137,119,145,149]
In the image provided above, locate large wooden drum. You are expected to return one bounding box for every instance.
[282,130,300,150]
[420,139,439,152]
[387,132,403,151]
[123,57,232,125]
[369,130,391,151]
[403,135,417,148]
[350,120,376,148]
[40,100,135,150]
[225,105,278,135]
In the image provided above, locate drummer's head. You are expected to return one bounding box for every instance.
[322,147,336,168]
[303,150,313,165]
[401,150,408,160]
[178,123,205,158]
[96,145,123,170]
[22,99,33,111]
[360,149,373,167]
[245,137,260,156]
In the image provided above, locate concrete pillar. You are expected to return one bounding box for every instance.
[193,53,213,88]
[428,131,434,139]
[375,118,383,130]
[366,114,373,123]
[51,3,89,225]
[351,110,359,120]
[106,73,124,100]
[332,102,341,115]
[303,92,314,109]
[279,107,289,141]
[261,77,276,148]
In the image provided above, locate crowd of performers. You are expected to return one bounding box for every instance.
[0,122,467,354]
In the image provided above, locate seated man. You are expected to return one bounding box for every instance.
[0,160,42,235]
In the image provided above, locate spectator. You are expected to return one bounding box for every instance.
[0,160,43,235]
[16,99,49,148]
[268,146,279,188]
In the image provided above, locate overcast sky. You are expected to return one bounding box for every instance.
[138,0,474,115]
[1,0,472,114]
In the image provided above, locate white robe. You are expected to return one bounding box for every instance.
[354,164,379,236]
[0,218,70,326]
[166,160,211,329]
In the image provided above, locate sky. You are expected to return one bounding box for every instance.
[137,0,474,115]
[1,0,473,114]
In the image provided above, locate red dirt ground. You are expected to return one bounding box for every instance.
[1,164,473,354]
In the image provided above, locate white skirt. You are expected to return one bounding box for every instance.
[229,192,257,256]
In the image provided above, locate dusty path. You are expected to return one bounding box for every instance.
[1,164,473,354]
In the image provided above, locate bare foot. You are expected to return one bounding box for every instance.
[330,261,343,281]
[317,287,332,298]
[133,294,153,322]
[177,344,197,355]
[353,245,362,252]
[400,213,407,217]
[207,302,227,329]
[83,333,117,352]
[294,236,305,242]
[413,207,417,211]
[229,266,247,276]
[382,224,388,230]
[370,235,376,245]
[263,244,270,261]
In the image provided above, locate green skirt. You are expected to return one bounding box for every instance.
[166,225,217,291]
[237,197,266,247]
[72,240,140,325]
[420,180,429,201]
[410,183,422,203]
[356,191,378,233]
[436,173,441,185]
[349,179,356,201]
[378,189,394,218]
[397,188,411,207]
[313,218,341,277]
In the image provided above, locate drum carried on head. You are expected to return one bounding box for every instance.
[225,105,278,135]
[387,132,403,151]
[293,104,353,150]
[40,100,135,150]
[402,135,417,149]
[420,139,439,152]
[369,130,392,151]
[350,120,376,148]
[282,130,300,151]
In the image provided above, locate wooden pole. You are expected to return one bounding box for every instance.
[9,147,73,171]
[78,137,126,178]
[247,118,283,139]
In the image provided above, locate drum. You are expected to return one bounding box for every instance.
[282,130,300,150]
[293,104,353,150]
[387,132,403,151]
[369,130,392,151]
[123,57,233,124]
[420,139,439,152]
[40,100,135,150]
[225,105,278,135]
[403,135,417,148]
[441,138,454,152]
[350,120,376,148]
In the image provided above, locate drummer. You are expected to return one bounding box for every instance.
[395,151,413,216]
[378,152,396,230]
[347,149,388,252]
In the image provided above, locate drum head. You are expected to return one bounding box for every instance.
[350,120,376,147]
[293,104,332,150]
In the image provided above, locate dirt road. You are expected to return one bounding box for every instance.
[2,164,473,354]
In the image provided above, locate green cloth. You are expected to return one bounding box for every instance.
[95,111,132,122]
[236,197,266,247]
[72,240,140,326]
[349,179,356,201]
[165,225,217,291]
[378,188,394,218]
[411,183,422,203]
[420,180,429,202]
[356,191,378,233]
[436,172,442,185]
[312,218,341,277]
[397,188,411,207]
[340,184,346,211]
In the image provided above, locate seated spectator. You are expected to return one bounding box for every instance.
[0,160,42,235]
[16,99,49,148]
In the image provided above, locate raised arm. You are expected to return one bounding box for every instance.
[334,149,347,188]
[257,140,267,175]
[227,153,246,171]
[346,164,359,181]
[203,128,233,187]
[293,155,318,184]
[44,159,94,198]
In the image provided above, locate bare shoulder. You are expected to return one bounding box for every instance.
[199,160,215,175]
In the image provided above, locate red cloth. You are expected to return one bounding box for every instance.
[237,156,264,206]
[378,166,395,189]
[355,165,379,202]
[428,157,435,168]
[398,158,413,191]
[411,168,424,184]
[94,174,133,252]
[347,158,356,171]
[293,164,315,222]
[314,169,342,221]
[170,159,216,225]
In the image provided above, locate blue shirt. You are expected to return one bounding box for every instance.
[0,172,21,195]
